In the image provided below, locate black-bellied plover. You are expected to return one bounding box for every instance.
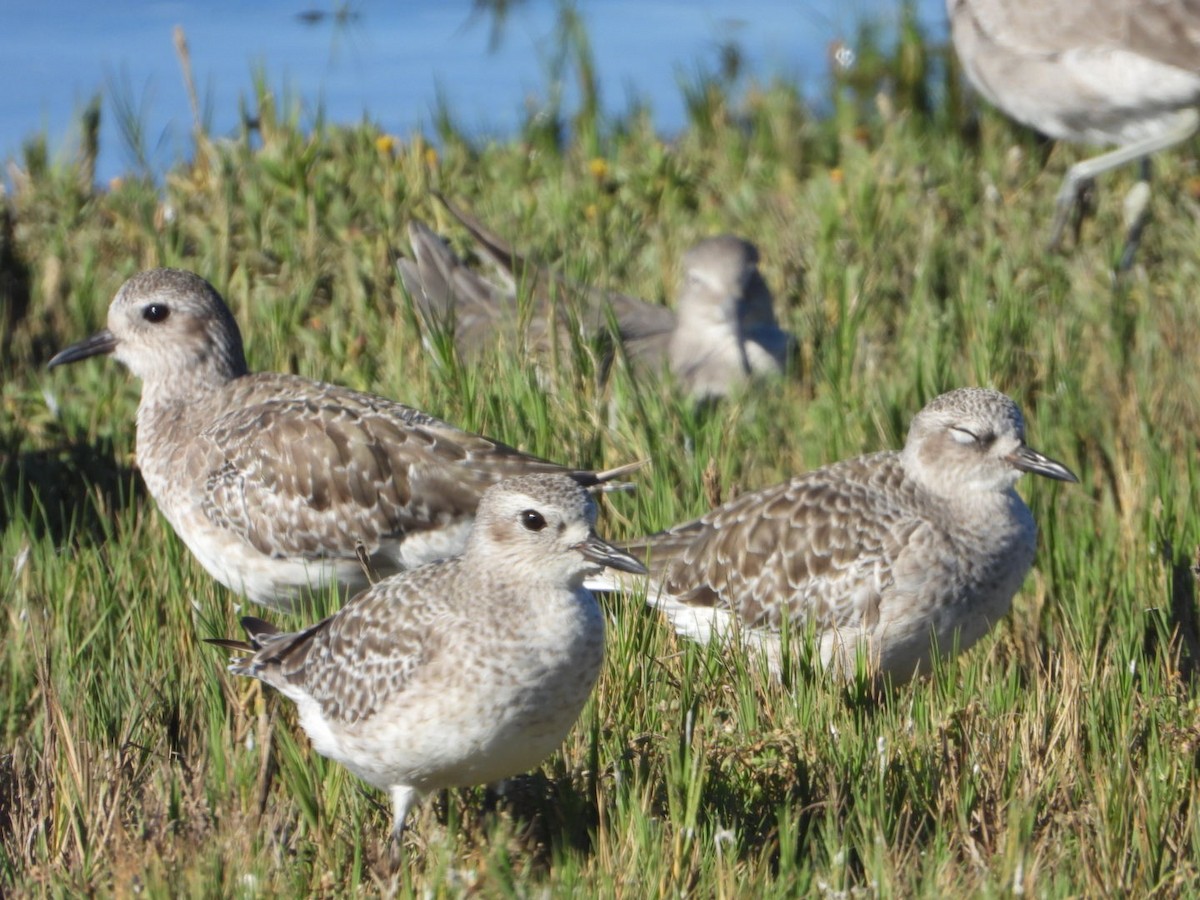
[947,0,1200,269]
[208,473,646,841]
[48,268,640,610]
[590,388,1078,682]
[398,197,792,399]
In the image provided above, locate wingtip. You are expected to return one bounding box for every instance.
[203,636,253,652]
[587,458,650,494]
[406,217,442,248]
[431,194,525,275]
[240,615,280,639]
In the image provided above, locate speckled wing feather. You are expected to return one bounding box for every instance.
[195,372,597,561]
[627,452,928,631]
[235,567,460,723]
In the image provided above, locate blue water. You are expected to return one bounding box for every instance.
[0,0,946,184]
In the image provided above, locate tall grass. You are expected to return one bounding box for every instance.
[2,7,1200,896]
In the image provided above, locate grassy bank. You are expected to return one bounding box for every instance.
[2,10,1200,896]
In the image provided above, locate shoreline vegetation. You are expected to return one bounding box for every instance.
[3,3,1200,894]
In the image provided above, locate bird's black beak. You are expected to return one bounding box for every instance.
[577,533,648,575]
[1008,444,1078,483]
[47,329,118,368]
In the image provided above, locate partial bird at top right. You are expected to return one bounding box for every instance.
[946,0,1200,271]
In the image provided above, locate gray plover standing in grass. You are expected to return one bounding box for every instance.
[48,268,640,611]
[397,197,793,400]
[947,0,1200,269]
[590,388,1078,683]
[208,473,646,840]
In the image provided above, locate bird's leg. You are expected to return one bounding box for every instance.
[1048,108,1200,256]
[1073,178,1098,246]
[388,785,419,864]
[1117,158,1153,274]
[1049,171,1096,251]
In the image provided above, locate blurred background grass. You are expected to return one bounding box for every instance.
[2,2,1199,894]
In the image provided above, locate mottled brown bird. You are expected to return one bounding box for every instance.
[210,474,645,840]
[49,268,639,610]
[590,388,1077,682]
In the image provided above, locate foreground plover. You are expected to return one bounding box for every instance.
[947,0,1200,269]
[48,268,639,610]
[209,474,646,840]
[590,388,1077,682]
[398,198,792,399]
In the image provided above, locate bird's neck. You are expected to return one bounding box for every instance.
[135,365,245,447]
[136,349,247,405]
[919,476,1030,540]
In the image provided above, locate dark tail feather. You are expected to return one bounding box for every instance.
[433,192,528,278]
[204,615,280,658]
[579,458,649,494]
[242,615,333,668]
[240,616,280,642]
[204,637,253,653]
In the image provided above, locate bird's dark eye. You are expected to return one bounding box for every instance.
[143,303,170,323]
[521,510,547,532]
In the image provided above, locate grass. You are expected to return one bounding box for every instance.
[3,8,1200,896]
